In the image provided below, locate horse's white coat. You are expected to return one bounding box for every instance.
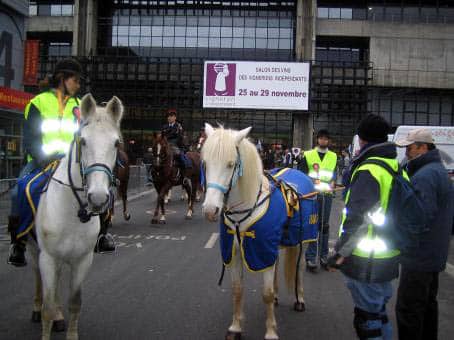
[34,94,123,340]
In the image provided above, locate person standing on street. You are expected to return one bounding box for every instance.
[298,129,337,271]
[328,114,401,339]
[395,128,453,340]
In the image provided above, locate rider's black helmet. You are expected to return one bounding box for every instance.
[54,58,84,79]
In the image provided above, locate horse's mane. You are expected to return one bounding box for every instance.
[202,126,263,204]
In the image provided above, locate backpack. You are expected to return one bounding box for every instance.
[360,159,428,254]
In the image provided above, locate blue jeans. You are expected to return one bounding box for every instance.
[345,276,393,340]
[306,194,332,261]
[10,160,39,216]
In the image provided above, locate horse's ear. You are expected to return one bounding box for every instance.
[234,126,252,145]
[106,96,124,126]
[205,123,214,136]
[80,93,96,120]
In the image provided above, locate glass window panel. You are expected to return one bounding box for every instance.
[244,38,255,48]
[175,26,186,36]
[352,8,366,20]
[421,7,437,23]
[403,7,419,23]
[152,37,162,47]
[210,17,221,25]
[163,37,174,47]
[233,27,244,37]
[186,37,197,47]
[439,8,454,23]
[245,18,256,27]
[164,16,175,26]
[222,17,233,26]
[256,38,267,49]
[368,6,384,21]
[209,37,221,48]
[187,27,197,36]
[279,39,291,49]
[233,17,244,26]
[255,28,268,38]
[174,37,186,47]
[38,4,51,16]
[163,26,174,36]
[268,28,279,38]
[118,36,129,46]
[279,28,292,38]
[341,8,353,19]
[152,26,163,36]
[268,18,279,27]
[187,17,198,26]
[232,38,243,48]
[140,36,152,46]
[51,5,61,16]
[130,16,140,25]
[221,27,233,37]
[244,28,255,38]
[129,36,140,46]
[175,16,186,25]
[198,37,208,47]
[329,8,341,19]
[279,19,292,28]
[112,36,118,45]
[141,16,152,25]
[386,6,402,21]
[198,27,209,37]
[119,16,129,25]
[257,18,268,27]
[220,37,232,48]
[129,26,141,35]
[198,17,210,26]
[153,16,163,25]
[118,26,129,36]
[141,26,151,36]
[268,39,279,49]
[210,26,221,37]
[29,4,37,16]
[61,5,72,16]
[318,7,329,18]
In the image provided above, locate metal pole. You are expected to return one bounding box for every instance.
[315,192,326,269]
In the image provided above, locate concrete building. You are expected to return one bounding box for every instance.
[19,0,454,163]
[0,0,29,178]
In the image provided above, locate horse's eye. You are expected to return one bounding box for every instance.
[79,137,86,146]
[227,161,234,168]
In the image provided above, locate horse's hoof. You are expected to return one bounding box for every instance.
[293,301,305,312]
[31,311,41,323]
[225,331,242,340]
[151,219,158,224]
[274,297,279,306]
[52,319,66,332]
[124,213,131,221]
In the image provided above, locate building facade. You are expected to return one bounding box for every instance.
[22,0,454,163]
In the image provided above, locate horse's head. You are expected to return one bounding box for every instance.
[79,94,123,213]
[150,133,169,168]
[202,123,261,222]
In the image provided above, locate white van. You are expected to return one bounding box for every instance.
[393,125,454,174]
[351,134,394,158]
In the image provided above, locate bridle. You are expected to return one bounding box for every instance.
[52,121,116,223]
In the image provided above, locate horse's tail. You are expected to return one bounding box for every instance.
[283,246,298,292]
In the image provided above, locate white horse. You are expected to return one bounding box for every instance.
[202,123,313,340]
[32,94,123,340]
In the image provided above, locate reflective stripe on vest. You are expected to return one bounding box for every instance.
[338,157,405,259]
[305,149,337,183]
[25,91,79,160]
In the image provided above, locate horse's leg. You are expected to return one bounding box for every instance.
[263,265,279,340]
[29,244,42,323]
[67,253,93,340]
[159,184,171,224]
[151,185,161,224]
[226,243,244,340]
[273,255,279,306]
[294,243,308,312]
[184,178,194,220]
[39,251,60,340]
[164,189,171,204]
[120,180,130,221]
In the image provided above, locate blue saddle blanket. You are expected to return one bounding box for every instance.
[220,168,318,272]
[16,163,57,238]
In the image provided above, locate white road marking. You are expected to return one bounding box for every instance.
[445,262,454,279]
[204,233,219,248]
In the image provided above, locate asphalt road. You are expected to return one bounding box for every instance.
[1,189,453,340]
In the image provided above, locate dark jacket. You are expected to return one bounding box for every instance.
[161,122,184,148]
[335,142,400,283]
[400,149,454,272]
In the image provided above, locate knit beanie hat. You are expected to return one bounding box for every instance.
[316,129,330,139]
[357,114,390,143]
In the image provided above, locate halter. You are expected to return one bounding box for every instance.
[65,121,116,223]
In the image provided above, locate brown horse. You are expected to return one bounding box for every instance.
[114,148,131,221]
[149,133,200,223]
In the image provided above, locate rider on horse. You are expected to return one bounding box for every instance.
[7,58,114,266]
[161,108,191,181]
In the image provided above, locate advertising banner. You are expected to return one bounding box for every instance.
[203,61,310,110]
[0,86,33,111]
[23,40,40,85]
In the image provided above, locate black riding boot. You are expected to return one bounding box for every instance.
[95,214,116,253]
[7,216,27,267]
